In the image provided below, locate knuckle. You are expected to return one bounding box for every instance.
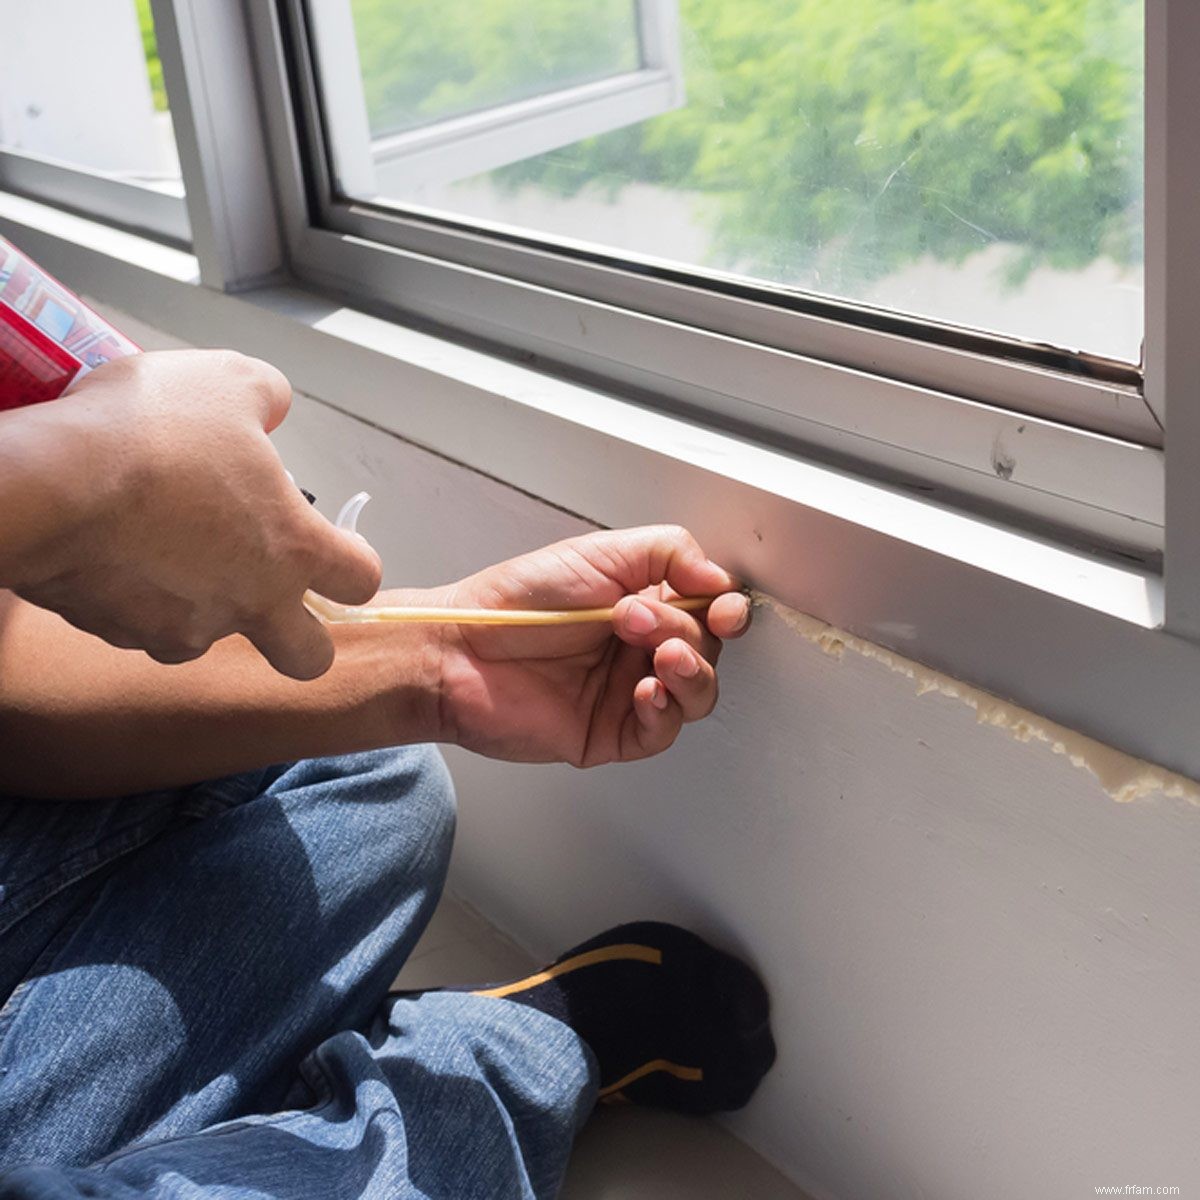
[243,355,292,400]
[210,352,292,413]
[269,528,322,581]
[661,522,694,547]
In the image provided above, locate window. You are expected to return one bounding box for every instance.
[0,0,188,244]
[250,0,1159,561]
[312,1,683,201]
[312,0,1143,366]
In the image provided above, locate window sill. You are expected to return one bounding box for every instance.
[3,189,1198,786]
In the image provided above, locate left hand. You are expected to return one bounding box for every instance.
[416,525,751,766]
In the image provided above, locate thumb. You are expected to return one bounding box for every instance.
[305,516,384,606]
[246,603,337,681]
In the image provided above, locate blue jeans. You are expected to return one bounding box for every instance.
[0,749,597,1198]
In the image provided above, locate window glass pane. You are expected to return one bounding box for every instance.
[326,0,1144,363]
[0,0,182,198]
[352,0,642,137]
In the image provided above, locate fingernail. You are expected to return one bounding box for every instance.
[733,597,751,632]
[673,649,700,678]
[651,681,669,710]
[625,600,659,635]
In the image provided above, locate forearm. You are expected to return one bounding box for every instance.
[0,589,445,799]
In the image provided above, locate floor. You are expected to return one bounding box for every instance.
[393,896,812,1200]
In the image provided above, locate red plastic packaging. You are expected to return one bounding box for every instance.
[0,236,139,412]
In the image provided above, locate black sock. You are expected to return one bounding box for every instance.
[470,921,776,1113]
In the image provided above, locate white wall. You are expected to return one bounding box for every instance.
[0,0,161,175]
[269,391,1200,1200]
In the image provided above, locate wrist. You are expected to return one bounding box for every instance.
[360,586,458,747]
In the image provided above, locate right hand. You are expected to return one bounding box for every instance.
[9,349,381,679]
[423,525,751,767]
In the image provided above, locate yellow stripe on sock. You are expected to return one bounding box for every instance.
[473,943,663,999]
[597,1059,704,1098]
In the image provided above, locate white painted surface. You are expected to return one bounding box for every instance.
[0,0,162,176]
[266,390,1200,1200]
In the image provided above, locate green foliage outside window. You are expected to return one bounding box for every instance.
[135,0,168,113]
[351,0,640,136]
[352,0,1143,286]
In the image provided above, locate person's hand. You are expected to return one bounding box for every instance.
[416,526,751,765]
[7,350,381,679]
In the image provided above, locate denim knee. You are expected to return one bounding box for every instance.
[0,746,460,1170]
[364,744,457,888]
[288,744,457,901]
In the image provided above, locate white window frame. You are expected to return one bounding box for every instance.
[239,0,1165,563]
[4,0,1200,789]
[0,149,189,245]
[309,0,684,201]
